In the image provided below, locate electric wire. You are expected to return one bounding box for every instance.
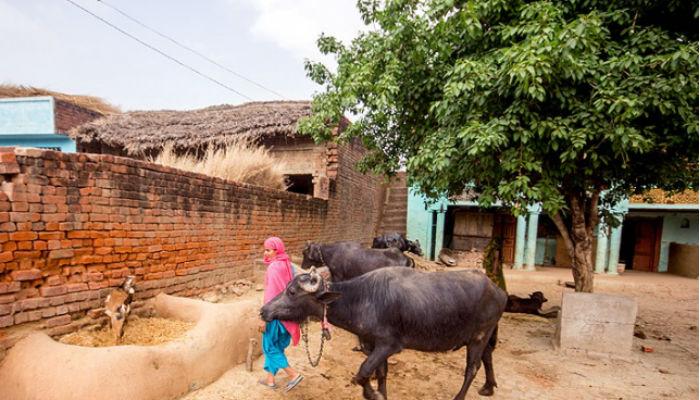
[96,0,286,99]
[64,0,253,101]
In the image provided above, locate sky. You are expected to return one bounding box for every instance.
[0,0,367,111]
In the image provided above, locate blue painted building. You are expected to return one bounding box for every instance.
[407,188,699,275]
[0,95,102,152]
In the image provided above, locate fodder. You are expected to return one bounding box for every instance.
[59,316,194,347]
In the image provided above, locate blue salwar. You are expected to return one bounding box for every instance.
[262,319,291,375]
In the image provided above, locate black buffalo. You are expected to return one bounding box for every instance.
[261,267,507,400]
[301,241,414,281]
[372,232,422,256]
[505,291,548,315]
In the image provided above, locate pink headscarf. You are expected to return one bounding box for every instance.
[263,236,291,266]
[263,237,300,346]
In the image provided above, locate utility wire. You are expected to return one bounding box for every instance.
[96,0,286,100]
[64,0,253,101]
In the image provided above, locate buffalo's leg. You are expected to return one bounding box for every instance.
[453,327,493,400]
[478,325,499,396]
[353,342,398,400]
[375,359,389,398]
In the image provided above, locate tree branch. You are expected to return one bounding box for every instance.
[551,211,574,254]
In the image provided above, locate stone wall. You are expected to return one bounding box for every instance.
[0,142,381,351]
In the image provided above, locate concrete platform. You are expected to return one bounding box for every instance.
[554,291,638,356]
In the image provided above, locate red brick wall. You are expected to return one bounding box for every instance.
[0,143,381,350]
[54,100,102,134]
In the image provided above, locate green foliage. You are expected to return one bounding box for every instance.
[299,0,698,222]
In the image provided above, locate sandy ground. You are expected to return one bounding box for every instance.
[181,267,698,400]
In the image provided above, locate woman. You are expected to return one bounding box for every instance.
[258,236,304,391]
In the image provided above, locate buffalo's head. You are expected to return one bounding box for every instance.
[260,267,340,323]
[301,242,324,269]
[408,239,423,256]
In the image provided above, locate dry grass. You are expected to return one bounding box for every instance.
[59,316,194,347]
[0,83,119,114]
[151,138,288,190]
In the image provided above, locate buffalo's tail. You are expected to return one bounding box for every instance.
[489,324,498,349]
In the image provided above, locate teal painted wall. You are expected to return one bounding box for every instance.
[626,211,698,272]
[535,237,557,265]
[0,97,55,134]
[406,188,447,260]
[660,213,698,272]
[406,188,431,253]
[0,97,75,152]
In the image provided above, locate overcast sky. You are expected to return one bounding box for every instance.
[0,0,366,111]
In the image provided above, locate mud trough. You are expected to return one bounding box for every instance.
[0,293,261,400]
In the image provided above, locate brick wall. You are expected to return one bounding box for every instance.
[321,138,382,242]
[0,142,381,351]
[54,100,102,134]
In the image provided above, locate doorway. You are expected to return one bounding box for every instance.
[443,207,516,263]
[620,217,663,272]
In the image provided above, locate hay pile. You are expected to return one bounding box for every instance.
[630,188,698,204]
[59,316,194,347]
[404,252,446,272]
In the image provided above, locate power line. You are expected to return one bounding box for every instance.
[64,0,253,101]
[96,0,286,99]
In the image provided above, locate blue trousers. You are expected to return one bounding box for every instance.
[262,320,291,375]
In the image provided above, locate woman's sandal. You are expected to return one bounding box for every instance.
[285,374,304,392]
[258,378,277,389]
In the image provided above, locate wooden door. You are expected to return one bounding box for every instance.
[501,215,516,263]
[632,219,663,272]
[452,212,494,251]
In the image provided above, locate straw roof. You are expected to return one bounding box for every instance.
[70,101,315,155]
[0,84,119,115]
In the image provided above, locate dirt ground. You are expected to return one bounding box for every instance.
[181,267,698,400]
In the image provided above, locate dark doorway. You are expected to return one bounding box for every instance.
[620,217,663,272]
[285,174,314,195]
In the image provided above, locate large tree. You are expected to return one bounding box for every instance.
[299,0,698,292]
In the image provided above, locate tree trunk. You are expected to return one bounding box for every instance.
[550,191,600,293]
[483,214,507,292]
[569,231,594,292]
[483,236,507,292]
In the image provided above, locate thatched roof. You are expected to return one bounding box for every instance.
[0,84,119,115]
[70,101,315,155]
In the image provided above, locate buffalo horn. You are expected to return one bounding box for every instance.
[299,267,321,293]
